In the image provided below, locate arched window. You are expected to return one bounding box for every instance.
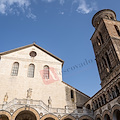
[92,102,95,110]
[97,37,101,46]
[114,25,120,36]
[102,57,107,68]
[114,85,119,97]
[113,109,120,120]
[104,114,110,120]
[28,64,35,78]
[98,98,101,107]
[118,82,120,89]
[99,32,104,44]
[103,94,107,104]
[105,53,111,69]
[11,62,19,76]
[43,65,49,79]
[97,118,101,120]
[95,100,98,109]
[71,90,74,99]
[107,90,112,101]
[100,96,104,105]
[111,88,116,99]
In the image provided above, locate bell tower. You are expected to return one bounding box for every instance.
[91,9,120,87]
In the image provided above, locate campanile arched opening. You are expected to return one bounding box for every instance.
[113,109,120,120]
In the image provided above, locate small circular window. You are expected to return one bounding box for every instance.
[29,51,37,57]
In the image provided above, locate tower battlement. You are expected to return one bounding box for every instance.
[92,9,116,29]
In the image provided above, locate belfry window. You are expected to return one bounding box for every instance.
[114,85,119,97]
[28,64,35,78]
[97,37,101,46]
[43,65,49,79]
[102,57,107,68]
[11,62,19,76]
[105,52,111,69]
[114,25,120,36]
[103,94,107,104]
[99,32,104,44]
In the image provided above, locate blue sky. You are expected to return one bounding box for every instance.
[0,0,120,97]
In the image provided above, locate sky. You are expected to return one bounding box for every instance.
[0,0,120,97]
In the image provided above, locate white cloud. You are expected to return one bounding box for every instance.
[76,0,97,14]
[27,8,36,20]
[43,0,65,5]
[42,0,97,14]
[0,0,36,19]
[42,0,55,3]
[0,3,6,14]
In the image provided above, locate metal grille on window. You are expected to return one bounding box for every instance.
[11,62,19,76]
[28,64,35,78]
[43,65,49,79]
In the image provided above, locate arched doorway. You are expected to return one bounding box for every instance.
[97,118,101,120]
[64,119,72,120]
[0,115,9,120]
[45,118,55,120]
[113,109,120,120]
[15,110,37,120]
[104,114,110,120]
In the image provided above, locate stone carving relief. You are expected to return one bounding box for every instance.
[117,97,120,104]
[107,103,111,111]
[3,93,8,103]
[27,88,32,99]
[48,96,52,107]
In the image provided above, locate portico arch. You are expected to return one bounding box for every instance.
[95,114,102,120]
[113,109,120,120]
[12,107,40,120]
[15,110,37,120]
[102,110,111,120]
[0,111,11,120]
[41,114,58,120]
[104,114,110,120]
[61,115,75,120]
[79,115,93,120]
[112,105,120,120]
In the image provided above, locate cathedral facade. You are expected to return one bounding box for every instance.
[0,9,120,120]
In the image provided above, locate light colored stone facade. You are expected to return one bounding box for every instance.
[0,44,91,120]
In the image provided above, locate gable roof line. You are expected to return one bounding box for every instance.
[0,43,64,65]
[62,81,90,98]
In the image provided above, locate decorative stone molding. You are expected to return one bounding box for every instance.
[10,109,14,114]
[58,115,61,119]
[40,112,43,117]
[107,103,111,111]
